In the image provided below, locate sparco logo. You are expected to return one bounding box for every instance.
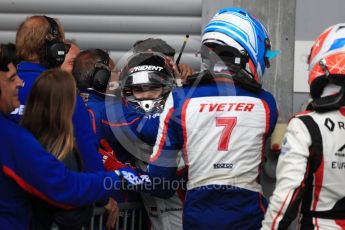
[214,163,233,169]
[131,65,163,73]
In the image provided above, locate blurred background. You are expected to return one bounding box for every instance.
[1,0,344,121]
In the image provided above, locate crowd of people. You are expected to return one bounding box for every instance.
[0,6,345,230]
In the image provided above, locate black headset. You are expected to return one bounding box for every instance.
[89,49,111,92]
[43,16,67,68]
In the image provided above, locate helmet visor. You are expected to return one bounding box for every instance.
[122,71,175,100]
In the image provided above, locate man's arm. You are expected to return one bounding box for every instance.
[260,90,279,136]
[148,93,183,197]
[1,125,120,208]
[73,95,104,171]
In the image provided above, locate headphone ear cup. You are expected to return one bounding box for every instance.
[43,16,66,68]
[92,66,111,92]
[45,39,66,67]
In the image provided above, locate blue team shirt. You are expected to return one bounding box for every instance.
[9,62,103,172]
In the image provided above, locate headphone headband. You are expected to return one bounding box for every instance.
[44,16,59,38]
[94,49,110,65]
[90,49,111,92]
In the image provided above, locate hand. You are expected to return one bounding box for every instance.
[99,139,114,156]
[165,56,183,86]
[98,139,127,171]
[104,198,119,229]
[166,57,195,86]
[178,64,195,83]
[102,154,128,171]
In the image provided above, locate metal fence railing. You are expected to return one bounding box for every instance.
[52,202,145,230]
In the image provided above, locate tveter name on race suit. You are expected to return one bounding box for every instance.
[199,103,254,112]
[214,163,234,169]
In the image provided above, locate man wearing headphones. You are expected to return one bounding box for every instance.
[72,48,134,164]
[73,48,117,137]
[9,15,103,172]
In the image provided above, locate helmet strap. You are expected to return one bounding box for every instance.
[311,87,345,112]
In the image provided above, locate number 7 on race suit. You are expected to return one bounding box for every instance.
[216,117,237,151]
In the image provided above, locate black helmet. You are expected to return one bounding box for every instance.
[120,52,175,113]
